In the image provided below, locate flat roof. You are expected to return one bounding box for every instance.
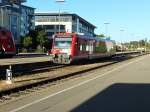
[0,3,35,9]
[35,12,96,28]
[6,0,26,3]
[21,4,35,9]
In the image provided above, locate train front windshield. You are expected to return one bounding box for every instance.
[54,37,72,48]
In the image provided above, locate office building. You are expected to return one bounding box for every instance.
[0,0,34,45]
[35,12,96,38]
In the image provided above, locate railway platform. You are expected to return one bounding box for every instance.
[0,51,147,97]
[0,51,142,66]
[0,52,149,112]
[0,56,51,66]
[0,52,146,96]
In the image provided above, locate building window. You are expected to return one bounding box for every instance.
[56,25,65,30]
[35,16,72,22]
[10,15,18,40]
[45,25,54,29]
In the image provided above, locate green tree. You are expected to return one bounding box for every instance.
[37,30,47,48]
[22,28,50,52]
[28,28,48,48]
[130,41,139,49]
[23,36,32,48]
[139,39,145,47]
[28,30,39,49]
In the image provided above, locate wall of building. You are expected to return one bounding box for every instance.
[35,22,72,33]
[10,12,21,42]
[35,13,96,37]
[35,14,73,38]
[0,3,35,45]
[72,16,95,36]
[20,6,35,37]
[0,6,21,43]
[0,0,26,4]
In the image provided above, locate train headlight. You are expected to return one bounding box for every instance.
[68,51,71,55]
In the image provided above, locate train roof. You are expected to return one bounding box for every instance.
[54,32,115,43]
[0,26,10,30]
[77,34,115,42]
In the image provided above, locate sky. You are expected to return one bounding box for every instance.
[24,0,150,42]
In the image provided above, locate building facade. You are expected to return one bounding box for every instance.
[0,0,26,4]
[0,4,21,42]
[35,12,96,38]
[20,5,35,37]
[0,0,34,45]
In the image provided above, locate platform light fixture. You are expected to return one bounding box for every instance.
[120,29,125,52]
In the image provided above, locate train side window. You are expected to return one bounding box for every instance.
[82,44,84,51]
[80,44,82,51]
[1,30,7,36]
[86,45,89,51]
[76,39,79,47]
[0,30,7,39]
[76,38,78,44]
[76,38,80,50]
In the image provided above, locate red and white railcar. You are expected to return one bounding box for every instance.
[0,27,16,57]
[51,33,116,64]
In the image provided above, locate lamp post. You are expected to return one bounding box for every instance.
[120,29,125,52]
[104,22,110,38]
[145,38,147,52]
[55,0,65,33]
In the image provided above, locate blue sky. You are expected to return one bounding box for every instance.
[24,0,150,42]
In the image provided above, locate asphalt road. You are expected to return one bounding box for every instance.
[0,54,150,112]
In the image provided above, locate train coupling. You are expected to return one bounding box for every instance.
[53,54,72,64]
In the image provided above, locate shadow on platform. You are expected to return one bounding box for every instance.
[71,83,150,112]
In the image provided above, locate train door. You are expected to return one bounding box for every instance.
[73,36,81,57]
[0,43,2,55]
[74,37,79,56]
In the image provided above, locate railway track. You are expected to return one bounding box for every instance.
[0,53,47,59]
[0,51,147,102]
[0,51,141,78]
[14,53,47,58]
[0,61,67,79]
